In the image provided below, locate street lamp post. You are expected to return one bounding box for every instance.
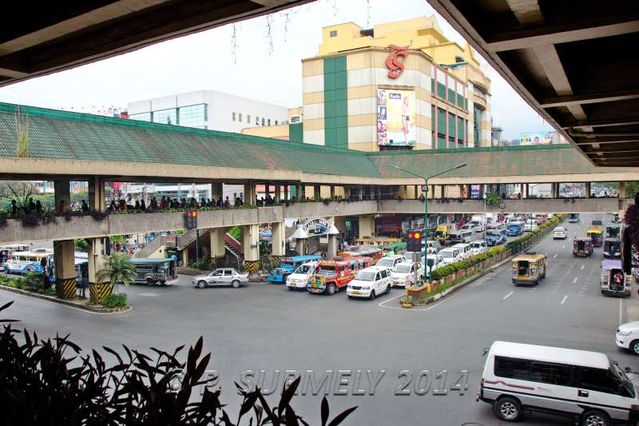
[390,162,467,286]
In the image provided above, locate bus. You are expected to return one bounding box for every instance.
[128,257,178,286]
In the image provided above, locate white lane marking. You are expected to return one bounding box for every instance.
[572,277,578,284]
[378,292,404,307]
[561,295,568,305]
[138,292,160,297]
[503,291,514,300]
[553,254,558,259]
[580,265,585,270]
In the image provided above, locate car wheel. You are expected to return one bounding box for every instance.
[493,396,522,422]
[369,290,376,300]
[386,284,391,294]
[197,280,207,289]
[580,409,610,426]
[146,278,155,286]
[327,283,336,295]
[630,340,639,355]
[231,280,240,288]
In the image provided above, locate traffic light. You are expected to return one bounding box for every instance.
[184,210,198,230]
[406,230,422,252]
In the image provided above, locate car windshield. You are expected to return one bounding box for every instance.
[440,251,454,258]
[395,264,412,273]
[294,264,313,274]
[356,271,376,281]
[377,258,395,267]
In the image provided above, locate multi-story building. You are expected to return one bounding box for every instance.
[128,90,289,133]
[300,16,492,151]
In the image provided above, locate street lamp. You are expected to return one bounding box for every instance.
[390,162,467,286]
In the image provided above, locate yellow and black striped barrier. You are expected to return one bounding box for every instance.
[55,278,76,299]
[89,282,113,304]
[243,260,260,275]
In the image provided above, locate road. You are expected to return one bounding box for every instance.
[0,214,636,425]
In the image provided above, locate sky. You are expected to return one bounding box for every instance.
[0,0,553,140]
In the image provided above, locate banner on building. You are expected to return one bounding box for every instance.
[470,185,483,199]
[519,131,566,145]
[377,89,416,146]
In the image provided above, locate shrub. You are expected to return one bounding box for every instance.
[103,293,127,309]
[23,272,46,292]
[0,301,357,425]
[191,257,212,271]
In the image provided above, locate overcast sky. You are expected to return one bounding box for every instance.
[0,0,552,140]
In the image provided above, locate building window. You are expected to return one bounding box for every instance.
[178,104,207,128]
[232,112,236,121]
[130,112,152,122]
[255,116,259,125]
[239,113,243,122]
[153,108,177,125]
[329,30,337,37]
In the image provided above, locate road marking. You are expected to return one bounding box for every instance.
[503,291,514,300]
[572,277,578,284]
[553,254,558,259]
[580,265,585,270]
[561,245,565,249]
[561,295,568,305]
[138,292,160,297]
[378,292,404,307]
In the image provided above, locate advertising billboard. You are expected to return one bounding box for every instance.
[519,131,566,145]
[470,184,483,199]
[377,89,416,146]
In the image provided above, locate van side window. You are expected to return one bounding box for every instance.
[494,356,530,380]
[578,367,621,395]
[530,362,572,386]
[379,269,387,279]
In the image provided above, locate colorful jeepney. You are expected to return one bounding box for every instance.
[307,257,372,295]
[266,255,322,283]
[587,227,604,247]
[339,246,383,261]
[572,238,593,257]
[600,259,631,297]
[512,252,546,285]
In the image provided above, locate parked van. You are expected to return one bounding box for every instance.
[452,243,473,260]
[438,247,461,266]
[470,240,487,256]
[478,341,639,425]
[346,266,391,299]
[286,261,320,290]
[375,255,405,272]
[449,230,473,245]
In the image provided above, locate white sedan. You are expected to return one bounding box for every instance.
[616,321,639,355]
[552,226,567,239]
[193,268,248,288]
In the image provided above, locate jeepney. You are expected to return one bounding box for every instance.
[266,255,322,283]
[587,227,604,247]
[572,238,593,257]
[600,259,631,297]
[512,252,547,285]
[603,238,621,258]
[307,257,372,295]
[434,224,455,245]
[606,225,621,239]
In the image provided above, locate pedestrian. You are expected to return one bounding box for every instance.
[217,196,223,208]
[10,200,17,216]
[35,200,43,215]
[135,200,141,210]
[40,256,48,288]
[224,196,230,208]
[57,199,66,214]
[140,199,147,210]
[27,197,36,213]
[81,200,89,212]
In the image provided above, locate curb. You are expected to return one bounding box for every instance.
[0,284,132,314]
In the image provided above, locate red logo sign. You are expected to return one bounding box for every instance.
[386,44,409,79]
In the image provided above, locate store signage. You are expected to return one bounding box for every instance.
[386,44,409,79]
[302,217,330,236]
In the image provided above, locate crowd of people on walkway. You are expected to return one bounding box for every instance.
[107,194,245,212]
[9,198,44,217]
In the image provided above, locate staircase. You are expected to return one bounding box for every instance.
[134,235,167,258]
[176,229,244,266]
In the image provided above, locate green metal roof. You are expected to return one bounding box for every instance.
[0,102,629,180]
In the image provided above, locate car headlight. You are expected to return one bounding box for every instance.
[618,330,632,336]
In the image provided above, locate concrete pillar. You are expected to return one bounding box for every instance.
[358,215,375,238]
[210,228,227,267]
[327,235,337,259]
[585,182,591,198]
[87,238,112,303]
[519,183,525,199]
[182,248,189,267]
[54,179,71,212]
[552,183,560,198]
[53,240,76,299]
[314,185,321,201]
[211,183,223,201]
[88,177,105,211]
[244,181,256,206]
[619,182,626,198]
[284,184,289,201]
[242,224,260,262]
[440,185,446,199]
[524,184,529,199]
[271,222,285,256]
[330,185,336,199]
[357,186,363,200]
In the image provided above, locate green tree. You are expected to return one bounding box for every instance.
[96,252,136,292]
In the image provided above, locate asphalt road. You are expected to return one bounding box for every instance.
[1,214,636,426]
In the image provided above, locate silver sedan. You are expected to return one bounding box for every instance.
[193,268,248,289]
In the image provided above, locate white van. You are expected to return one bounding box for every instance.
[375,255,405,272]
[470,240,487,256]
[479,341,639,426]
[452,243,473,260]
[286,261,319,289]
[449,230,473,245]
[438,247,461,266]
[390,261,423,288]
[347,266,391,299]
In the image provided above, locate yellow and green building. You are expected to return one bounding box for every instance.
[300,16,492,152]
